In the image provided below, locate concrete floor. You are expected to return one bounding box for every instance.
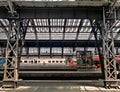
[0,80,120,92]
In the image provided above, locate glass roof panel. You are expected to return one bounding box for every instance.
[33,19,48,26]
[38,27,49,32]
[0,33,7,39]
[82,27,92,33]
[80,27,86,32]
[41,19,48,26]
[87,27,92,32]
[64,33,76,40]
[51,27,63,32]
[27,27,34,32]
[0,18,120,42]
[78,33,91,40]
[82,19,90,26]
[25,33,35,39]
[66,19,80,26]
[66,27,78,32]
[50,19,64,26]
[37,33,49,40]
[51,33,63,40]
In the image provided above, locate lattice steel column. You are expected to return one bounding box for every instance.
[2,19,20,88]
[102,7,118,88]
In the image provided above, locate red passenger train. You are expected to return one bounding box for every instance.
[93,55,120,68]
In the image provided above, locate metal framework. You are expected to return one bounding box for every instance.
[0,0,119,89]
[102,0,118,87]
[2,0,21,88]
[2,19,20,88]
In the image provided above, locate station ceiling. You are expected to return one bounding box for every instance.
[0,0,120,48]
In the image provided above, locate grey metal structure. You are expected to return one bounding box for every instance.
[2,0,21,88]
[2,19,20,88]
[0,0,120,89]
[102,0,119,88]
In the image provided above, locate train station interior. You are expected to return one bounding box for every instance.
[0,0,120,91]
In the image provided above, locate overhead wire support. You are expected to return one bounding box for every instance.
[2,0,22,89]
[2,18,20,88]
[102,0,119,88]
[48,19,52,58]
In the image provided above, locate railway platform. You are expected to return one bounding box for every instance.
[0,80,120,92]
[0,69,102,80]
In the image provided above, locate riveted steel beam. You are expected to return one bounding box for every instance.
[2,19,20,88]
[102,6,118,88]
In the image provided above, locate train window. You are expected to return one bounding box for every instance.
[52,61,55,63]
[60,61,62,63]
[24,61,27,63]
[35,60,37,63]
[56,61,58,63]
[48,61,51,63]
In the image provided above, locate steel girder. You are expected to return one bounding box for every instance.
[102,7,118,88]
[0,7,103,19]
[90,20,105,80]
[38,47,40,58]
[1,39,120,47]
[26,47,29,58]
[2,19,20,88]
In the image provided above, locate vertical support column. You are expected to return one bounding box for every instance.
[84,47,87,52]
[90,20,104,79]
[26,47,29,59]
[50,46,52,58]
[94,48,98,55]
[38,47,40,58]
[102,8,118,88]
[116,47,119,55]
[62,46,64,58]
[2,19,20,88]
